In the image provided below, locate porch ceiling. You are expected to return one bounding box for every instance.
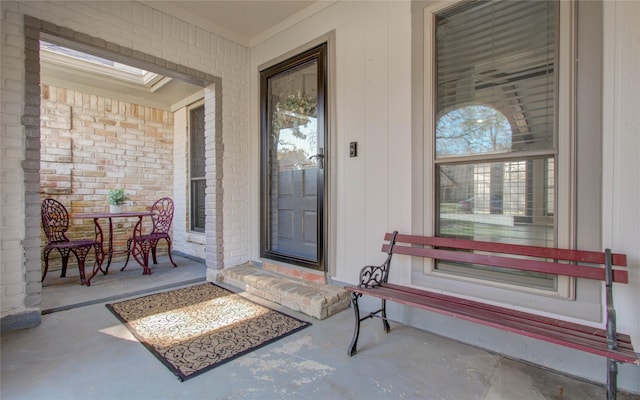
[39,1,327,111]
[141,0,327,47]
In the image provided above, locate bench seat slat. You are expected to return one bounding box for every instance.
[381,283,633,348]
[379,284,636,354]
[346,284,638,364]
[356,284,636,357]
[382,244,629,284]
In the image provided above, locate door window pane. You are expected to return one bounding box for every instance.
[267,62,318,261]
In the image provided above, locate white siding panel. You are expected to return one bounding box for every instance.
[602,0,640,350]
[250,1,412,284]
[338,6,367,283]
[363,3,390,273]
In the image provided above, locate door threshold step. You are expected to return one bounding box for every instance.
[218,263,350,320]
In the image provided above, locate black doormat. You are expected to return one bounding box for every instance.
[106,282,311,381]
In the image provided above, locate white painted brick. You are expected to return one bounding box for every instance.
[2,0,249,322]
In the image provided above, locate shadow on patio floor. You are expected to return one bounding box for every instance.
[41,254,207,313]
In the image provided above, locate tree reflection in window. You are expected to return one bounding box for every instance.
[272,91,317,170]
[436,105,512,157]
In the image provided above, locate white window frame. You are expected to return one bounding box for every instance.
[422,0,577,299]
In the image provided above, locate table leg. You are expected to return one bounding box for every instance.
[87,217,106,285]
[104,216,114,273]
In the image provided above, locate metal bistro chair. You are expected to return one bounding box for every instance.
[122,197,178,271]
[41,198,98,285]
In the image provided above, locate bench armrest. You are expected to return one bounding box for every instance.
[357,263,388,288]
[356,231,398,288]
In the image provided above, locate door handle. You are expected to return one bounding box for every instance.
[308,148,324,169]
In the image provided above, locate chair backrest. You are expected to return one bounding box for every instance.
[41,198,70,244]
[150,197,174,235]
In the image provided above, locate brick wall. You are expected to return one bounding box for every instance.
[40,84,175,273]
[1,0,249,328]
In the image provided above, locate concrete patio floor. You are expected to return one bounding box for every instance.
[2,255,638,400]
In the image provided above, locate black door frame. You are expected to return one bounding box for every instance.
[259,43,328,271]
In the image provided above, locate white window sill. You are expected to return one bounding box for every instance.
[186,232,205,245]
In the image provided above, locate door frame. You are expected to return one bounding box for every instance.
[259,43,328,271]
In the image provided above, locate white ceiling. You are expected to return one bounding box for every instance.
[141,1,326,47]
[40,1,327,111]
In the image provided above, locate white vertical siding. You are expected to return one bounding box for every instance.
[602,0,640,349]
[249,1,413,284]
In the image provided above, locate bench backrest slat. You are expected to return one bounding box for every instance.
[382,233,628,284]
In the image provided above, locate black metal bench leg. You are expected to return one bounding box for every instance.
[348,292,362,357]
[607,359,617,400]
[381,299,390,333]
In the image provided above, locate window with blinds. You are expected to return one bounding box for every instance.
[435,0,556,158]
[190,104,206,233]
[432,0,558,290]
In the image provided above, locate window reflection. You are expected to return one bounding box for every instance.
[436,105,512,157]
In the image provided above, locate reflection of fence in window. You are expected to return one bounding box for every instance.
[472,162,526,216]
[545,158,555,216]
[473,164,490,213]
[503,161,526,216]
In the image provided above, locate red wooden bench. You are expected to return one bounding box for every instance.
[345,231,637,399]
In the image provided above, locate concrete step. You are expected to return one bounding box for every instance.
[219,263,351,320]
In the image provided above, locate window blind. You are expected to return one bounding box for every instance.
[190,104,206,232]
[190,105,205,178]
[435,0,557,158]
